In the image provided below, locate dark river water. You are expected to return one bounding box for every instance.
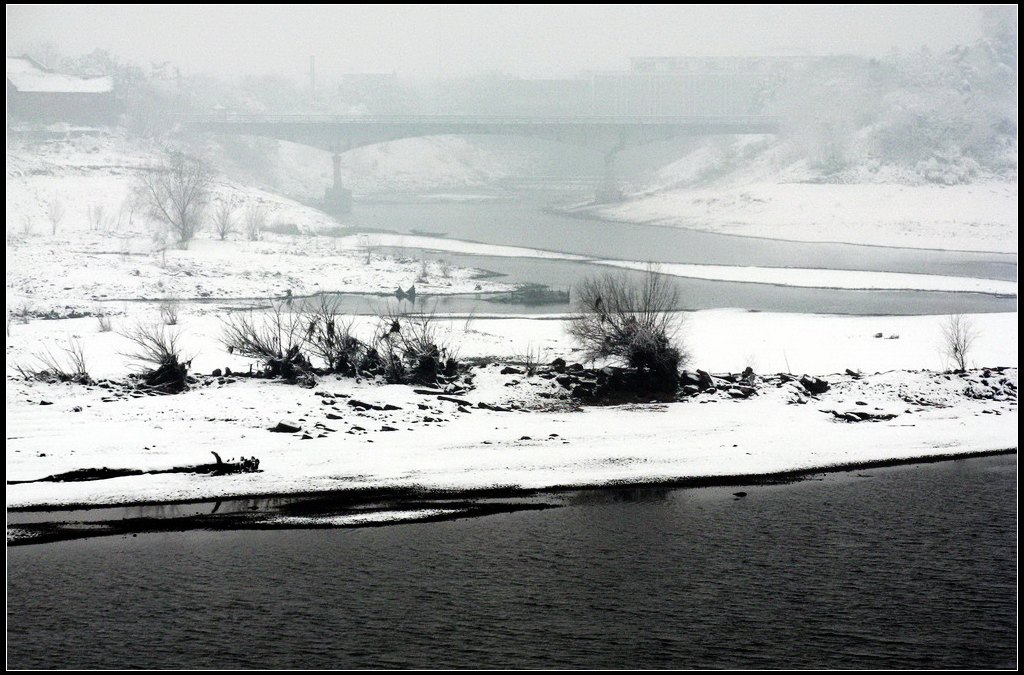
[7,455,1017,669]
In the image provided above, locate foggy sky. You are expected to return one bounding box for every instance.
[7,4,990,79]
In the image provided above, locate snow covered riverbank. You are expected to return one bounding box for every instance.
[6,309,1017,510]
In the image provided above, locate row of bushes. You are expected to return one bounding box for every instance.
[220,297,458,385]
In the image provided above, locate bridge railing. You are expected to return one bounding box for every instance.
[176,113,781,126]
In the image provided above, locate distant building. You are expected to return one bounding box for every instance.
[6,56,117,126]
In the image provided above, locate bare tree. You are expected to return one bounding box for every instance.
[87,203,110,233]
[212,200,236,240]
[566,267,688,379]
[134,152,213,247]
[46,193,66,235]
[941,314,980,371]
[244,202,267,241]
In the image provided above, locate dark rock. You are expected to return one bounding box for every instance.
[211,368,222,377]
[500,366,523,375]
[550,357,567,373]
[71,405,83,412]
[224,367,232,376]
[571,384,596,399]
[39,400,53,406]
[696,369,715,391]
[567,363,584,372]
[270,420,302,433]
[520,435,532,440]
[726,388,747,399]
[381,426,398,432]
[679,370,702,387]
[477,402,511,412]
[800,375,830,395]
[556,375,576,389]
[742,366,755,378]
[845,368,862,379]
[380,404,402,411]
[682,384,700,396]
[733,492,747,498]
[347,399,374,410]
[438,395,473,407]
[325,413,343,420]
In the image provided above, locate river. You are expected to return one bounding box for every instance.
[6,455,1016,669]
[323,190,1017,316]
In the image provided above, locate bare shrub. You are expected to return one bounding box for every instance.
[244,203,267,241]
[87,203,112,233]
[566,267,688,384]
[120,322,190,392]
[159,298,180,326]
[519,343,545,376]
[306,296,365,374]
[373,307,458,384]
[46,193,66,235]
[941,314,980,371]
[438,259,453,279]
[97,313,113,332]
[221,303,312,379]
[16,338,91,384]
[212,200,236,241]
[134,151,213,248]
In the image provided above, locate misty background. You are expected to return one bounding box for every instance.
[5,5,1018,220]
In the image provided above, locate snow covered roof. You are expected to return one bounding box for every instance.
[6,57,113,94]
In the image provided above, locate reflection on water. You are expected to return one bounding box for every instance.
[7,455,1017,669]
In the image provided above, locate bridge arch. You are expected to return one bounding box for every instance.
[180,114,780,213]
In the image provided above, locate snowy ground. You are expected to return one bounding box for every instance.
[588,136,1018,253]
[5,131,1018,513]
[5,307,1017,509]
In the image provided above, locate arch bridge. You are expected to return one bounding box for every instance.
[179,114,781,212]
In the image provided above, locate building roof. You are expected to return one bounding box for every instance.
[6,56,113,94]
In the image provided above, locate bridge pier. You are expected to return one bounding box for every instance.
[595,150,624,203]
[323,152,352,215]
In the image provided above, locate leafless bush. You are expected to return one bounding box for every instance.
[519,344,545,376]
[306,296,365,374]
[46,193,66,235]
[566,267,688,382]
[159,298,180,326]
[941,314,980,371]
[244,203,267,241]
[121,323,183,368]
[120,322,190,392]
[134,151,213,248]
[221,303,312,379]
[87,203,111,233]
[212,200,236,241]
[438,259,453,279]
[97,312,113,332]
[373,307,458,384]
[15,338,91,384]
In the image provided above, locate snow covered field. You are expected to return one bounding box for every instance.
[588,135,1018,253]
[5,308,1017,509]
[5,131,1018,513]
